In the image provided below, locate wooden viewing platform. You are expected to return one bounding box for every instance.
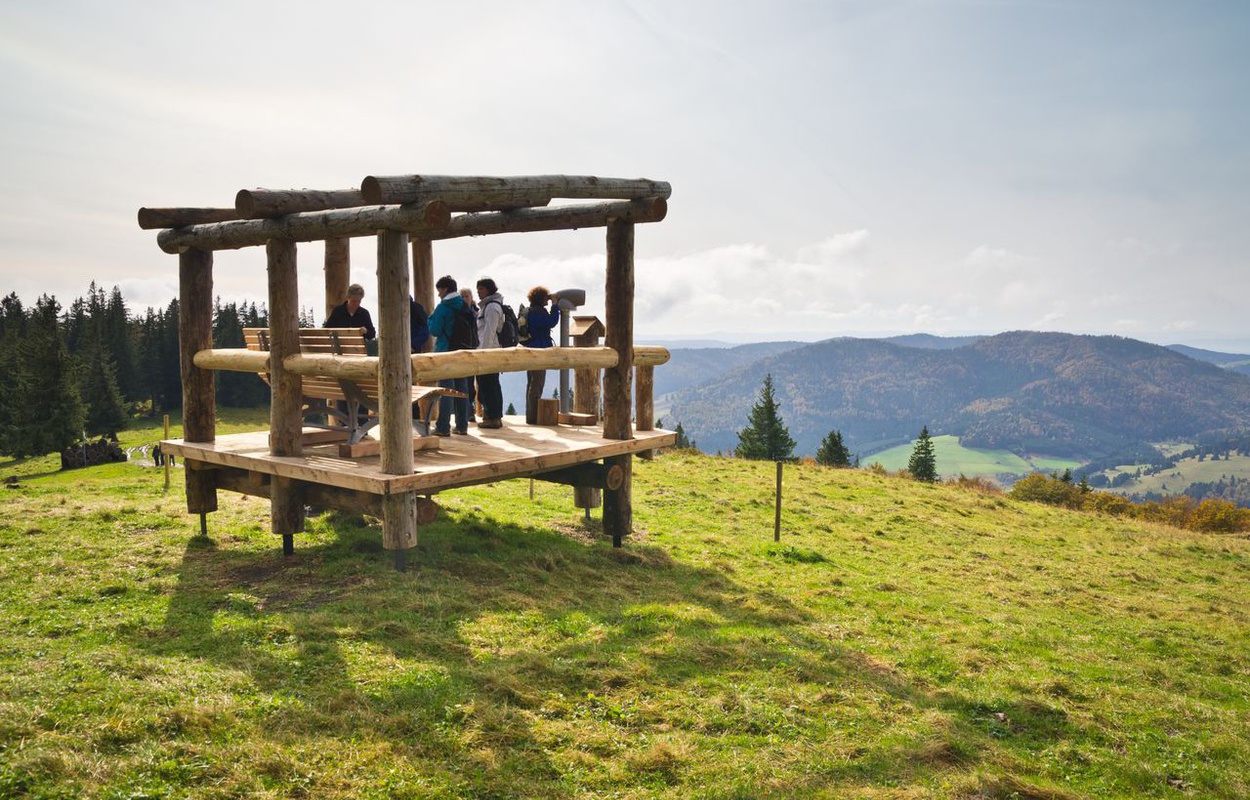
[162,419,675,498]
[140,172,672,570]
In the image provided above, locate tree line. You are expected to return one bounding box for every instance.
[728,373,938,480]
[0,284,270,458]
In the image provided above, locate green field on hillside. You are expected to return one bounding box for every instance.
[865,434,1080,478]
[2,417,1248,798]
[1107,453,1250,497]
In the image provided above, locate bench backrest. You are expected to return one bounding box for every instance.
[244,327,376,401]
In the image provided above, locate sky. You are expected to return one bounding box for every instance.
[1,0,1247,350]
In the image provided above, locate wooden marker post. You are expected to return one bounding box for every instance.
[162,413,170,491]
[775,461,783,542]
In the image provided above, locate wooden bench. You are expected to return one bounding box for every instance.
[244,327,457,456]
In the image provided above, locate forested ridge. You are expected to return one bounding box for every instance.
[0,284,271,457]
[666,331,1250,462]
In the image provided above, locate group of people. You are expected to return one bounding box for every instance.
[323,278,562,436]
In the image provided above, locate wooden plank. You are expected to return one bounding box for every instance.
[337,435,440,459]
[559,412,597,426]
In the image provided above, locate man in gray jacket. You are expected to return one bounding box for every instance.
[474,277,506,428]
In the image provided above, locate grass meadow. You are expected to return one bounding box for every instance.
[864,435,1081,479]
[1,413,1248,798]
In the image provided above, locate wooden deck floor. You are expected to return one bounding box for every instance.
[161,416,676,495]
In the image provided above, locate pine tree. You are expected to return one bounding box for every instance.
[907,426,937,482]
[80,334,128,437]
[816,428,852,467]
[506,402,516,416]
[10,295,86,457]
[674,422,692,449]
[734,374,796,462]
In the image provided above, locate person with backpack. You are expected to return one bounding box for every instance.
[523,285,561,424]
[410,296,429,353]
[428,275,472,435]
[474,277,510,429]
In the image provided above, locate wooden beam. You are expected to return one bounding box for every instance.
[633,345,670,367]
[179,247,217,515]
[193,343,635,382]
[361,174,670,207]
[429,198,666,241]
[156,201,450,253]
[531,462,624,491]
[235,188,366,219]
[138,207,239,230]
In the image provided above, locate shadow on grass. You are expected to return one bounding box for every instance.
[143,507,1075,797]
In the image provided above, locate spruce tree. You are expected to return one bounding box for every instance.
[12,295,85,457]
[80,334,128,437]
[734,374,796,462]
[907,426,937,482]
[816,428,852,467]
[674,422,693,449]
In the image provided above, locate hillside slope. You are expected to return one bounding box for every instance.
[2,444,1248,798]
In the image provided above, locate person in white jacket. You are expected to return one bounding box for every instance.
[474,277,506,428]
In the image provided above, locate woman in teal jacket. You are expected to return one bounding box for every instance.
[429,275,471,434]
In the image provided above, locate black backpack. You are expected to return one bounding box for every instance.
[450,304,479,351]
[410,299,429,352]
[483,299,520,348]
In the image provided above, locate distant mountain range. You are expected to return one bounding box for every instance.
[658,332,1250,460]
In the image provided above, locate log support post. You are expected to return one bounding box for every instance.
[636,364,655,461]
[324,238,350,321]
[602,219,634,546]
[268,239,306,548]
[573,323,603,510]
[178,248,217,518]
[379,230,418,568]
[411,238,435,352]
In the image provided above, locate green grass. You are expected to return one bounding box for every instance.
[2,416,1249,798]
[866,434,1081,479]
